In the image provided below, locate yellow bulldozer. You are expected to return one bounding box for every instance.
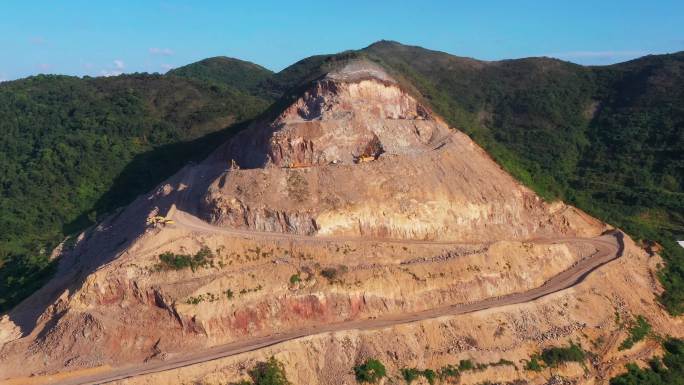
[146,216,175,226]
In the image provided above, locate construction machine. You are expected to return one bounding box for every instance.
[146,216,175,226]
[356,155,375,163]
[283,161,309,169]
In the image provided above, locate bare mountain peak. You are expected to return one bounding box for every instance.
[324,59,395,84]
[211,61,442,170]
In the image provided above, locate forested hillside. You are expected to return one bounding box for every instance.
[0,72,272,311]
[168,57,273,96]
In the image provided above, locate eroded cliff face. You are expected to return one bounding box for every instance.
[0,224,602,380]
[99,239,684,385]
[214,61,443,169]
[200,61,602,242]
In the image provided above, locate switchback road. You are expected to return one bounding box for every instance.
[8,224,621,385]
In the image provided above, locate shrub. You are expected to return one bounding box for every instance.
[401,368,421,383]
[490,358,517,369]
[354,358,386,383]
[158,252,192,270]
[619,315,652,350]
[401,368,436,385]
[438,364,459,379]
[186,294,204,305]
[224,289,234,299]
[321,267,338,281]
[157,246,213,272]
[248,357,292,385]
[195,246,212,259]
[540,342,586,367]
[423,369,436,385]
[524,355,543,372]
[458,359,474,371]
[289,274,301,284]
[320,265,348,282]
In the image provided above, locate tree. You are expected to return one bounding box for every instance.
[354,358,386,383]
[248,357,292,385]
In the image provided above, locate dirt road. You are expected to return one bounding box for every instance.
[12,223,621,385]
[171,208,486,247]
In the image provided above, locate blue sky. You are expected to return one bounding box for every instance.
[1,0,683,81]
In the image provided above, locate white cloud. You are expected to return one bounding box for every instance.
[160,63,174,71]
[546,50,646,60]
[149,47,174,56]
[100,60,125,77]
[100,70,122,77]
[38,63,51,71]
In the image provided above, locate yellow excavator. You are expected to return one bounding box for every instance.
[146,216,175,226]
[356,155,375,163]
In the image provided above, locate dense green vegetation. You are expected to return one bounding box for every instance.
[354,358,386,383]
[0,72,270,312]
[610,338,684,385]
[169,57,273,96]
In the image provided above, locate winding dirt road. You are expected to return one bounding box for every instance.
[12,216,622,385]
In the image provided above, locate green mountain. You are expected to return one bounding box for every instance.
[168,56,274,95]
[1,42,682,316]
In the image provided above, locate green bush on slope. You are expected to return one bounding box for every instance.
[354,358,386,383]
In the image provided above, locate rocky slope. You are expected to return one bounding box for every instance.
[0,59,679,385]
[201,61,600,242]
[109,236,677,385]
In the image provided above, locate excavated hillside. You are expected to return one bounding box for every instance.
[200,61,600,241]
[0,60,680,385]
